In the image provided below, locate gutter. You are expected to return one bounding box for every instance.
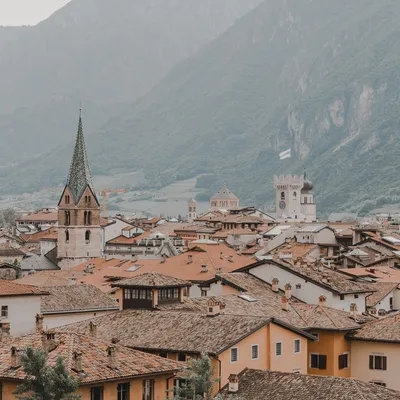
[42,306,119,315]
[211,355,222,392]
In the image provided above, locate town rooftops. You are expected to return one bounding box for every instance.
[16,211,58,223]
[349,313,400,343]
[0,280,48,297]
[296,224,331,233]
[0,247,26,258]
[0,331,182,384]
[20,227,58,244]
[219,369,400,400]
[16,271,71,287]
[366,282,399,308]
[59,309,312,355]
[112,272,191,289]
[41,284,119,314]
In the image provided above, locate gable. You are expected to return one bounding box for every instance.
[76,185,100,208]
[57,185,74,207]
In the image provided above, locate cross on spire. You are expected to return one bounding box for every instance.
[67,109,94,204]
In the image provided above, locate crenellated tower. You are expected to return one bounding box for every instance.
[57,110,102,269]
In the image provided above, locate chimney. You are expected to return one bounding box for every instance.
[318,295,327,307]
[0,322,10,339]
[89,321,97,338]
[284,283,292,299]
[107,345,117,369]
[11,347,21,369]
[220,252,224,260]
[216,267,222,274]
[228,374,239,393]
[207,298,222,316]
[161,254,167,263]
[228,255,233,263]
[73,351,83,372]
[201,264,208,273]
[36,314,44,332]
[271,278,279,292]
[68,276,77,286]
[281,295,289,311]
[188,254,193,264]
[350,303,358,318]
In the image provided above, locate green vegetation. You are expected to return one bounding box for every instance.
[14,347,81,400]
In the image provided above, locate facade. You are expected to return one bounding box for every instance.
[274,172,317,222]
[210,185,239,210]
[187,198,197,223]
[57,111,102,269]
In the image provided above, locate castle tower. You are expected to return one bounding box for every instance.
[187,198,197,223]
[300,170,317,221]
[273,175,303,220]
[57,110,102,269]
[210,184,239,210]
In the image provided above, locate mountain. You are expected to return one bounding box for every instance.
[0,0,262,162]
[5,0,400,216]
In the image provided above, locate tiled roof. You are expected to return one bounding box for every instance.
[20,226,57,243]
[106,232,150,245]
[112,272,191,288]
[342,266,400,283]
[272,240,318,261]
[0,280,48,296]
[237,260,375,295]
[0,332,182,384]
[350,313,400,343]
[20,253,60,272]
[59,310,275,355]
[219,369,400,400]
[41,284,119,313]
[211,185,238,200]
[157,294,368,331]
[366,282,399,308]
[16,271,71,287]
[0,247,26,257]
[16,212,58,223]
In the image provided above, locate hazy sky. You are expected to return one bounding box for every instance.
[0,0,71,26]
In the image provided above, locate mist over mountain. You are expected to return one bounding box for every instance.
[0,0,261,162]
[3,0,400,215]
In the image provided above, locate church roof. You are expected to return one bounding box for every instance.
[66,110,95,204]
[211,184,238,200]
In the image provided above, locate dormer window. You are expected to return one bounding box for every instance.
[46,333,55,340]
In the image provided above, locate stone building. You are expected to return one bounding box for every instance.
[187,198,197,222]
[57,111,102,269]
[210,184,239,210]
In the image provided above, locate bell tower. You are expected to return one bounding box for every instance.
[57,109,102,269]
[187,198,197,223]
[273,175,303,220]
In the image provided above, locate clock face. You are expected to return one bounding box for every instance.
[279,200,286,210]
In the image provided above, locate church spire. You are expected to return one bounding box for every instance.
[67,109,94,204]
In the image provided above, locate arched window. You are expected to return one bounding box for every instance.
[304,197,308,204]
[87,211,92,225]
[281,192,285,200]
[65,211,70,226]
[65,195,70,204]
[65,230,69,243]
[293,191,297,200]
[85,230,91,243]
[85,195,91,205]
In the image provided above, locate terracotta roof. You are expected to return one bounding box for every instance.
[112,272,191,288]
[342,266,400,283]
[272,240,318,261]
[211,229,257,238]
[366,282,399,308]
[0,280,48,296]
[219,369,400,400]
[16,271,71,287]
[237,260,375,295]
[20,227,58,244]
[59,309,279,355]
[0,247,26,257]
[41,284,119,313]
[106,231,151,245]
[0,332,182,384]
[16,211,58,223]
[349,313,400,343]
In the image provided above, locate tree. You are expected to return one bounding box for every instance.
[170,353,220,400]
[14,347,81,400]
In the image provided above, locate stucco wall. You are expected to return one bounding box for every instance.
[0,296,41,336]
[351,340,400,390]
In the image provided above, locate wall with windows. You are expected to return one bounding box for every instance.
[351,340,400,390]
[269,323,307,374]
[0,295,41,336]
[307,330,351,378]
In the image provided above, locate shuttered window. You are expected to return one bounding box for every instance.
[338,353,349,369]
[310,354,327,369]
[294,339,301,354]
[251,345,259,360]
[230,348,238,363]
[276,342,282,356]
[369,355,387,370]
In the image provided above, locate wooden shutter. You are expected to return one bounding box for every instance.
[369,355,374,369]
[338,355,343,370]
[319,355,327,370]
[383,356,387,371]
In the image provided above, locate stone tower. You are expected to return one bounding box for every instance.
[187,198,197,223]
[57,110,102,269]
[273,172,317,222]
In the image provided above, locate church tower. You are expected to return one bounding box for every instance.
[57,110,102,269]
[300,170,317,221]
[187,198,197,223]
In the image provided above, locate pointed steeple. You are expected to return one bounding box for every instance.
[67,109,94,204]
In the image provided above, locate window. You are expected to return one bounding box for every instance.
[370,381,386,387]
[90,387,104,400]
[311,332,320,341]
[338,353,349,369]
[159,352,168,358]
[124,289,131,300]
[131,289,152,300]
[117,383,130,400]
[159,288,179,301]
[1,306,7,318]
[295,284,301,289]
[354,294,359,299]
[65,230,69,243]
[275,342,282,356]
[251,345,259,360]
[178,353,186,362]
[230,348,238,363]
[369,355,387,370]
[390,297,393,309]
[294,339,301,354]
[201,290,207,297]
[85,230,91,243]
[281,192,285,200]
[142,380,154,400]
[340,294,345,300]
[65,211,71,226]
[85,196,91,205]
[65,195,70,204]
[293,191,297,199]
[310,354,327,369]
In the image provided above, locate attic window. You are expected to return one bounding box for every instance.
[46,333,55,340]
[238,294,257,302]
[295,284,301,289]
